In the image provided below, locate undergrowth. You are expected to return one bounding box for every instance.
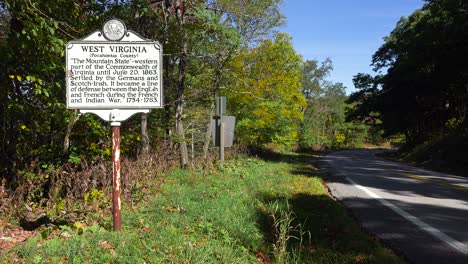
[1,150,403,263]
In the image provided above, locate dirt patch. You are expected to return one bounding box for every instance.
[0,220,36,253]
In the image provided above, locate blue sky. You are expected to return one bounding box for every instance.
[280,0,425,94]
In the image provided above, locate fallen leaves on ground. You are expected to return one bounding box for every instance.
[256,250,272,264]
[0,220,36,252]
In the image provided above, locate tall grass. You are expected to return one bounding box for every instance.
[268,200,311,263]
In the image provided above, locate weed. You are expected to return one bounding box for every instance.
[269,200,311,263]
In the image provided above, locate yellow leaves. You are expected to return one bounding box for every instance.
[9,75,47,98]
[334,131,346,144]
[227,33,307,145]
[289,131,299,141]
[26,76,36,82]
[104,148,111,157]
[89,143,111,157]
[73,221,86,230]
[8,75,22,81]
[252,107,280,130]
[252,108,269,117]
[21,125,27,130]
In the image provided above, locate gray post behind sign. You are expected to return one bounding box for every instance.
[220,121,225,162]
[216,96,226,116]
[216,96,226,162]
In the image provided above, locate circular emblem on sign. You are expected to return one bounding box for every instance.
[103,19,126,41]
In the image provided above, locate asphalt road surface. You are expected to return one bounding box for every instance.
[321,149,468,264]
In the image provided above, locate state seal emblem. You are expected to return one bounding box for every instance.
[103,19,126,41]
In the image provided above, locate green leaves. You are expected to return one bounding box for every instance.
[67,153,81,165]
[357,0,468,144]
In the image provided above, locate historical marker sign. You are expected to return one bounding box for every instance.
[65,19,164,232]
[66,21,163,111]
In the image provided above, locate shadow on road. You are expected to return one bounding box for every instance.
[253,148,468,264]
[319,149,468,264]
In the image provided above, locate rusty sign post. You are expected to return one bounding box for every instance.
[66,19,163,231]
[111,125,122,231]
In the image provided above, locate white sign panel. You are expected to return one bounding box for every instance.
[66,41,162,109]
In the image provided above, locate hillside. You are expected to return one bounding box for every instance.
[396,135,468,177]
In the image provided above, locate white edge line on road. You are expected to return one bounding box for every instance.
[346,177,468,255]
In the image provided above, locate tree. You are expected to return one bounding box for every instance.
[141,0,285,160]
[212,0,284,47]
[142,0,207,166]
[1,0,102,175]
[344,73,384,144]
[300,81,349,147]
[301,58,333,99]
[228,33,306,146]
[299,59,331,147]
[347,0,468,145]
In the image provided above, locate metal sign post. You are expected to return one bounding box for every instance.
[66,19,163,232]
[216,97,226,162]
[111,124,122,231]
[219,122,225,162]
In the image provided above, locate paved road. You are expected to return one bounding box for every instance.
[321,149,468,264]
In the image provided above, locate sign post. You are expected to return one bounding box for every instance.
[216,97,226,162]
[66,19,163,231]
[111,125,121,231]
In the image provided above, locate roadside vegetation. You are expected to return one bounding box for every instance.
[1,0,464,262]
[1,0,377,248]
[382,135,468,177]
[1,149,403,263]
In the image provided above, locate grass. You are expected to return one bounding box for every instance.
[1,151,404,263]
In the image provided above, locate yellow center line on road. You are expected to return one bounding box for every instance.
[401,173,468,193]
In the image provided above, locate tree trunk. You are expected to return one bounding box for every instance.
[176,43,189,167]
[202,109,214,159]
[176,97,188,167]
[63,110,80,156]
[163,49,172,146]
[203,69,222,159]
[141,113,150,154]
[191,129,194,161]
